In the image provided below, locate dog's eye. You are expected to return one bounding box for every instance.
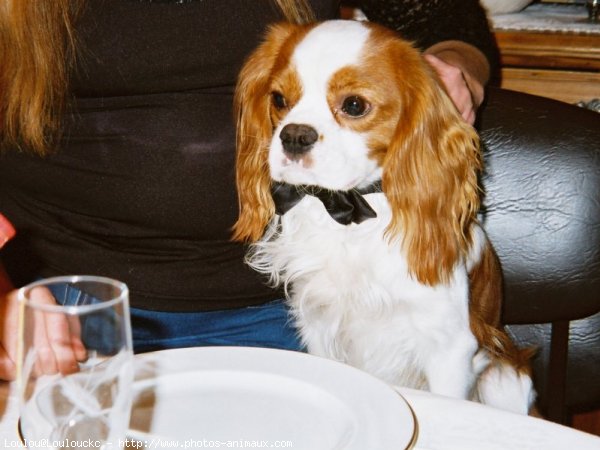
[271,91,287,110]
[341,96,369,117]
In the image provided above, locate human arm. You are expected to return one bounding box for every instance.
[349,0,499,123]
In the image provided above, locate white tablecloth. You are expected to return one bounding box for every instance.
[2,380,598,450]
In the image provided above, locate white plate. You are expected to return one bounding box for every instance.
[128,347,416,450]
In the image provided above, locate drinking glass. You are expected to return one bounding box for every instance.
[16,276,133,450]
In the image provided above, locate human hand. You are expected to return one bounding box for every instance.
[0,286,87,381]
[424,54,484,125]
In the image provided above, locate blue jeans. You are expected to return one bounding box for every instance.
[130,299,305,353]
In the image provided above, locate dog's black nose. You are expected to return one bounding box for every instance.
[280,124,318,159]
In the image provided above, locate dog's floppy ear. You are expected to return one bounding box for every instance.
[382,42,482,286]
[232,22,300,243]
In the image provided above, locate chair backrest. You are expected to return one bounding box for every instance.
[478,87,600,325]
[477,87,600,421]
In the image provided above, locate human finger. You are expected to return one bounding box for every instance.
[29,287,79,375]
[32,305,59,376]
[67,314,87,362]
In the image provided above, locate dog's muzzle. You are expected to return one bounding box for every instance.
[279,124,318,159]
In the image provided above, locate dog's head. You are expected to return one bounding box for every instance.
[233,20,482,285]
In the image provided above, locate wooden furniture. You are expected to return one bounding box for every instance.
[491,3,600,105]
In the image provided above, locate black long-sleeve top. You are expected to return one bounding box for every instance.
[355,0,499,79]
[0,0,497,311]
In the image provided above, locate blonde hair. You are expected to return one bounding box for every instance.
[0,0,314,155]
[0,1,80,154]
[275,0,315,24]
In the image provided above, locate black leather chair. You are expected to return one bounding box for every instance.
[477,87,600,424]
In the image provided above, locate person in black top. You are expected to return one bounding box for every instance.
[0,0,498,379]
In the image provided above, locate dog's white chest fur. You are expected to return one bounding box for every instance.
[249,193,479,392]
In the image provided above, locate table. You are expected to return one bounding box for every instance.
[2,379,599,450]
[491,3,600,105]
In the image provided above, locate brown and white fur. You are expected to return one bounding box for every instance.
[232,20,534,413]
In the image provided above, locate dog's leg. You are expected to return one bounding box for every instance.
[468,239,535,413]
[291,295,345,362]
[424,332,479,399]
[477,362,535,414]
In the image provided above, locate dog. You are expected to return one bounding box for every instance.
[232,20,534,413]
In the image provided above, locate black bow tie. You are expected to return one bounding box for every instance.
[271,181,382,225]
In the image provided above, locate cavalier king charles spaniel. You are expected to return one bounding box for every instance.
[232,20,534,413]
